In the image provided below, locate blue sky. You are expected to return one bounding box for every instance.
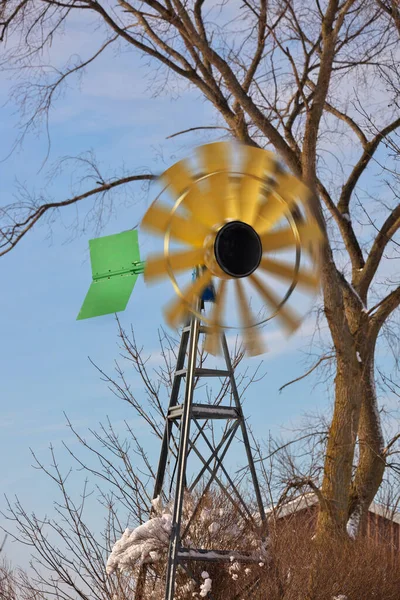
[0,11,397,569]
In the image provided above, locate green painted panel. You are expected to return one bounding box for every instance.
[90,230,140,279]
[77,273,138,320]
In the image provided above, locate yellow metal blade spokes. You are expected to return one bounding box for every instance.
[239,147,278,226]
[297,221,324,245]
[142,203,209,247]
[160,158,193,199]
[160,154,223,227]
[260,222,323,253]
[182,186,220,228]
[255,173,311,235]
[144,247,205,282]
[198,141,230,173]
[260,257,319,290]
[204,173,228,224]
[249,273,300,334]
[260,228,296,252]
[223,177,241,221]
[275,173,310,205]
[254,194,287,235]
[204,279,227,355]
[235,279,265,356]
[164,269,212,328]
[197,142,230,224]
[148,143,322,354]
[237,174,264,226]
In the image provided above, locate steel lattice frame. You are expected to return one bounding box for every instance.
[135,300,267,600]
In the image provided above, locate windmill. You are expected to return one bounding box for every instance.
[78,140,323,599]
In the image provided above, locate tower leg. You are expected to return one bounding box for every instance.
[153,324,190,501]
[164,310,200,600]
[134,325,190,600]
[221,334,267,528]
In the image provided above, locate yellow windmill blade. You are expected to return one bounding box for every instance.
[259,257,319,290]
[255,173,311,235]
[204,279,227,355]
[160,158,193,198]
[260,221,323,253]
[254,194,286,234]
[239,146,278,226]
[145,247,206,282]
[275,172,311,205]
[223,176,241,221]
[196,142,230,223]
[161,158,220,228]
[260,228,296,252]
[235,279,265,356]
[298,220,324,245]
[164,268,213,328]
[249,272,300,334]
[183,185,221,228]
[142,203,209,248]
[197,140,230,173]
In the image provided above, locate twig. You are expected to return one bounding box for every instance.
[279,354,334,393]
[166,125,230,139]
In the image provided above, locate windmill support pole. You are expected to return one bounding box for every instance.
[153,325,190,502]
[164,305,200,600]
[221,334,267,527]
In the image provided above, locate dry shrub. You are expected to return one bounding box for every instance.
[257,512,400,600]
[139,504,400,599]
[0,561,17,600]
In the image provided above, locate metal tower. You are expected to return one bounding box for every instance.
[136,298,267,600]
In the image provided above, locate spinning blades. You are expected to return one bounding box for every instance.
[142,141,324,356]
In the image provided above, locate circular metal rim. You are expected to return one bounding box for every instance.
[158,169,303,330]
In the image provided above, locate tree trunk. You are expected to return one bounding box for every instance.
[316,293,386,539]
[317,351,362,538]
[348,353,386,535]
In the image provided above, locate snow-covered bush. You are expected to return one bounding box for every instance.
[106,511,172,574]
[106,489,267,599]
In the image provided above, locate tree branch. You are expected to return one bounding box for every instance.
[279,354,335,393]
[384,432,400,456]
[0,173,155,257]
[376,0,400,36]
[357,202,400,299]
[302,0,357,183]
[338,116,400,214]
[158,0,300,171]
[369,284,400,341]
[305,78,368,146]
[165,125,230,139]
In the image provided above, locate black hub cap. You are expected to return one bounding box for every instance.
[214,220,262,278]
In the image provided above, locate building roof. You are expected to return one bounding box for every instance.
[266,493,400,524]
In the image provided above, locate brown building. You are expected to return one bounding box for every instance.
[267,493,400,552]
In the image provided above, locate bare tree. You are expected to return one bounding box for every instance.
[1,0,400,541]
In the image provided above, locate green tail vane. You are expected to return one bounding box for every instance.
[77,229,145,320]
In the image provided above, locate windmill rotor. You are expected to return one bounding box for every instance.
[141,140,324,356]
